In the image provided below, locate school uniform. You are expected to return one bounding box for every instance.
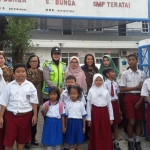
[120,68,145,120]
[41,101,65,146]
[60,89,86,107]
[86,74,114,150]
[104,79,121,124]
[141,78,150,136]
[0,79,38,147]
[65,101,86,145]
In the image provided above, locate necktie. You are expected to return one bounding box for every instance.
[111,82,114,97]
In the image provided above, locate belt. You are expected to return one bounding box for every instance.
[7,111,32,116]
[125,93,141,96]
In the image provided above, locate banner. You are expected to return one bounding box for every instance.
[0,0,148,19]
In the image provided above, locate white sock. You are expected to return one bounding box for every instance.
[47,146,52,150]
[128,138,134,142]
[64,143,69,148]
[135,136,140,142]
[56,145,60,150]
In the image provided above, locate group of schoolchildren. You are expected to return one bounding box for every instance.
[41,53,150,150]
[0,53,150,150]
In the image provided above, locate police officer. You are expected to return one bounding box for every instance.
[42,47,66,103]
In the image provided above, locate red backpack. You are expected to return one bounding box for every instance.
[45,100,63,115]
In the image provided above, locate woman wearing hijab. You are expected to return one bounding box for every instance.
[86,73,114,150]
[65,56,87,92]
[42,47,66,103]
[99,55,119,80]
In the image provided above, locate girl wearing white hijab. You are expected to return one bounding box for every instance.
[86,73,114,150]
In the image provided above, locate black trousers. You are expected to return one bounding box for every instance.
[31,106,40,141]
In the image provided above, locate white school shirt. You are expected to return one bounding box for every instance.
[65,101,87,119]
[43,102,65,119]
[59,89,86,107]
[141,78,150,97]
[86,90,114,121]
[0,79,38,115]
[120,68,145,93]
[104,79,120,101]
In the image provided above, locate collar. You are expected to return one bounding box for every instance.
[129,68,140,74]
[12,79,29,85]
[62,89,68,93]
[71,100,80,103]
[107,79,114,83]
[48,101,58,106]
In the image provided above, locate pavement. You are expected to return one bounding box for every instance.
[13,106,150,150]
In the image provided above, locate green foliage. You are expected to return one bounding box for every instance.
[3,17,36,66]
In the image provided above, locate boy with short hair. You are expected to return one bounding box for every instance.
[0,63,38,150]
[120,54,145,150]
[103,67,122,150]
[60,75,86,107]
[60,75,86,150]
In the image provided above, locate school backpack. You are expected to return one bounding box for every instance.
[45,100,63,115]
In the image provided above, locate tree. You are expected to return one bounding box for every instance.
[2,17,36,66]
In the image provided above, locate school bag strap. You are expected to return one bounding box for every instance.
[45,100,63,115]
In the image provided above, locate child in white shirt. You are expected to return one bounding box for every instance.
[0,63,38,150]
[65,85,86,150]
[41,87,65,150]
[86,73,114,150]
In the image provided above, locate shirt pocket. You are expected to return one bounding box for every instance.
[10,90,18,100]
[126,74,132,82]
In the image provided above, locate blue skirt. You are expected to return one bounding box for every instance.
[41,117,63,146]
[66,118,85,144]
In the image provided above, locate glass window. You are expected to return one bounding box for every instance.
[95,53,102,57]
[62,53,68,57]
[96,58,102,64]
[62,58,68,66]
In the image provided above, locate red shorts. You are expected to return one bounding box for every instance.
[147,104,150,136]
[111,101,121,124]
[0,128,5,150]
[3,111,32,147]
[124,94,144,120]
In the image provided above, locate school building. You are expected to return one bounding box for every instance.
[31,20,148,73]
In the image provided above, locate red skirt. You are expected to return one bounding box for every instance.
[88,105,113,150]
[0,128,5,150]
[147,104,150,136]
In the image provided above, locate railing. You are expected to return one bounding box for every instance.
[30,27,148,36]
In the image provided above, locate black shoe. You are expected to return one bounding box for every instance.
[63,149,69,150]
[114,143,121,150]
[135,142,142,150]
[24,143,30,149]
[31,140,39,146]
[128,141,134,150]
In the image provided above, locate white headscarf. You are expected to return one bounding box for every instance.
[87,73,111,107]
